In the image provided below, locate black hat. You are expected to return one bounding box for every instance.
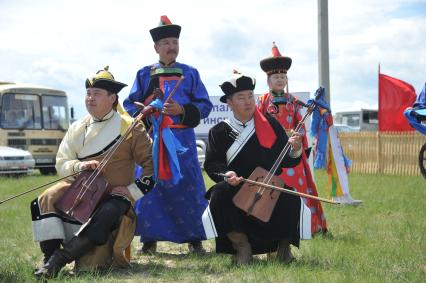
[219,70,256,103]
[260,42,292,75]
[85,66,127,94]
[150,15,181,42]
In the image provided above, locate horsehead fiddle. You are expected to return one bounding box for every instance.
[54,76,185,223]
[231,87,338,223]
[0,172,80,205]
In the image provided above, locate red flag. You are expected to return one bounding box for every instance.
[379,74,416,131]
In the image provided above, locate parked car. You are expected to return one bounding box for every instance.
[0,146,35,175]
[196,139,206,168]
[333,124,359,132]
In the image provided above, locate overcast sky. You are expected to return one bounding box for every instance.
[1,0,425,119]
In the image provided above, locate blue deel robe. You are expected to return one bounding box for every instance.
[124,62,213,243]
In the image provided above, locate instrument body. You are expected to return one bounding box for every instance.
[232,87,326,222]
[55,171,109,223]
[232,167,283,222]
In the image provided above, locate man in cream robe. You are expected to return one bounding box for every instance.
[32,66,155,278]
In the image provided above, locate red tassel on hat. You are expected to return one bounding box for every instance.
[254,108,276,148]
[160,15,172,25]
[272,42,282,57]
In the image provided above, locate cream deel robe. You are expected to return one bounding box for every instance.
[32,110,153,268]
[56,110,153,200]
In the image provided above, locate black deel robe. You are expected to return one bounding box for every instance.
[204,113,302,255]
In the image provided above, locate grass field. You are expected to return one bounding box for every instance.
[0,170,425,282]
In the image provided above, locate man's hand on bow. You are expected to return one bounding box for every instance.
[288,130,303,152]
[224,171,243,186]
[163,98,184,116]
[79,160,99,171]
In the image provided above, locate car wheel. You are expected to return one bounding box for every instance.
[419,142,426,179]
[39,167,57,175]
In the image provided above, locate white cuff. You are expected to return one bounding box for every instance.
[72,161,82,173]
[289,145,303,158]
[127,182,143,201]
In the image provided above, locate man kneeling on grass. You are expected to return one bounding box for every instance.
[203,71,307,265]
[31,66,155,278]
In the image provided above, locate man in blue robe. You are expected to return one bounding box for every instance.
[124,15,213,253]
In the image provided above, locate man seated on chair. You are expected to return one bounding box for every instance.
[32,66,155,278]
[203,71,304,265]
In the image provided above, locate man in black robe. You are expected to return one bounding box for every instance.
[203,71,303,265]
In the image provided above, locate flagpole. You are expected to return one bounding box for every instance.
[378,63,381,131]
[377,63,382,173]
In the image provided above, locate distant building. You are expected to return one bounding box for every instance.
[334,109,378,131]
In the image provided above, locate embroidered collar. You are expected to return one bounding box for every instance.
[230,116,254,132]
[271,91,294,105]
[271,90,285,97]
[91,109,115,123]
[159,60,176,67]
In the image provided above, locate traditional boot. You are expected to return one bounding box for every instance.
[227,232,252,265]
[39,239,62,264]
[34,236,94,278]
[276,239,295,263]
[188,241,206,254]
[138,241,157,254]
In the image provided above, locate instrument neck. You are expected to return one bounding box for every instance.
[263,104,315,185]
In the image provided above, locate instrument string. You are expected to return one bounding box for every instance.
[257,103,315,195]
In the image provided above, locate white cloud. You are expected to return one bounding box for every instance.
[0,0,424,118]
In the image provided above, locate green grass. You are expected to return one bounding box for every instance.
[0,171,425,282]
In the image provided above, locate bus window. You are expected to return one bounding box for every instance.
[362,110,378,124]
[342,114,360,128]
[42,95,69,130]
[0,93,42,129]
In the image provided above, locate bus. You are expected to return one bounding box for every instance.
[0,82,71,175]
[334,109,378,131]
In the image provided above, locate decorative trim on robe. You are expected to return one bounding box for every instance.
[201,205,218,239]
[78,135,121,160]
[180,103,201,127]
[201,197,312,240]
[31,197,81,242]
[300,198,312,240]
[223,118,255,165]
